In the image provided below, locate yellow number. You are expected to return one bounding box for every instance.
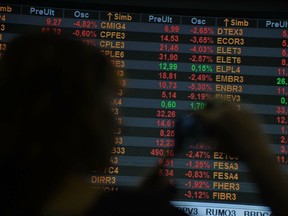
[110,156,119,164]
[117,69,125,77]
[120,79,126,87]
[0,43,7,51]
[112,98,122,106]
[116,89,123,97]
[114,128,121,135]
[0,24,5,31]
[0,15,6,21]
[111,147,125,155]
[112,107,119,115]
[114,137,123,145]
[115,117,122,125]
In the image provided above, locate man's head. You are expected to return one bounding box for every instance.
[0,33,118,175]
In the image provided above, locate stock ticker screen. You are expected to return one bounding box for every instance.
[0,1,288,215]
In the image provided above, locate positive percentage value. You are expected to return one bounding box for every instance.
[191,64,213,72]
[191,102,207,110]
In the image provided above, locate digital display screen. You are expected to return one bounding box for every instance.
[1,1,287,215]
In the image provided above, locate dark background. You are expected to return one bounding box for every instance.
[3,0,288,13]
